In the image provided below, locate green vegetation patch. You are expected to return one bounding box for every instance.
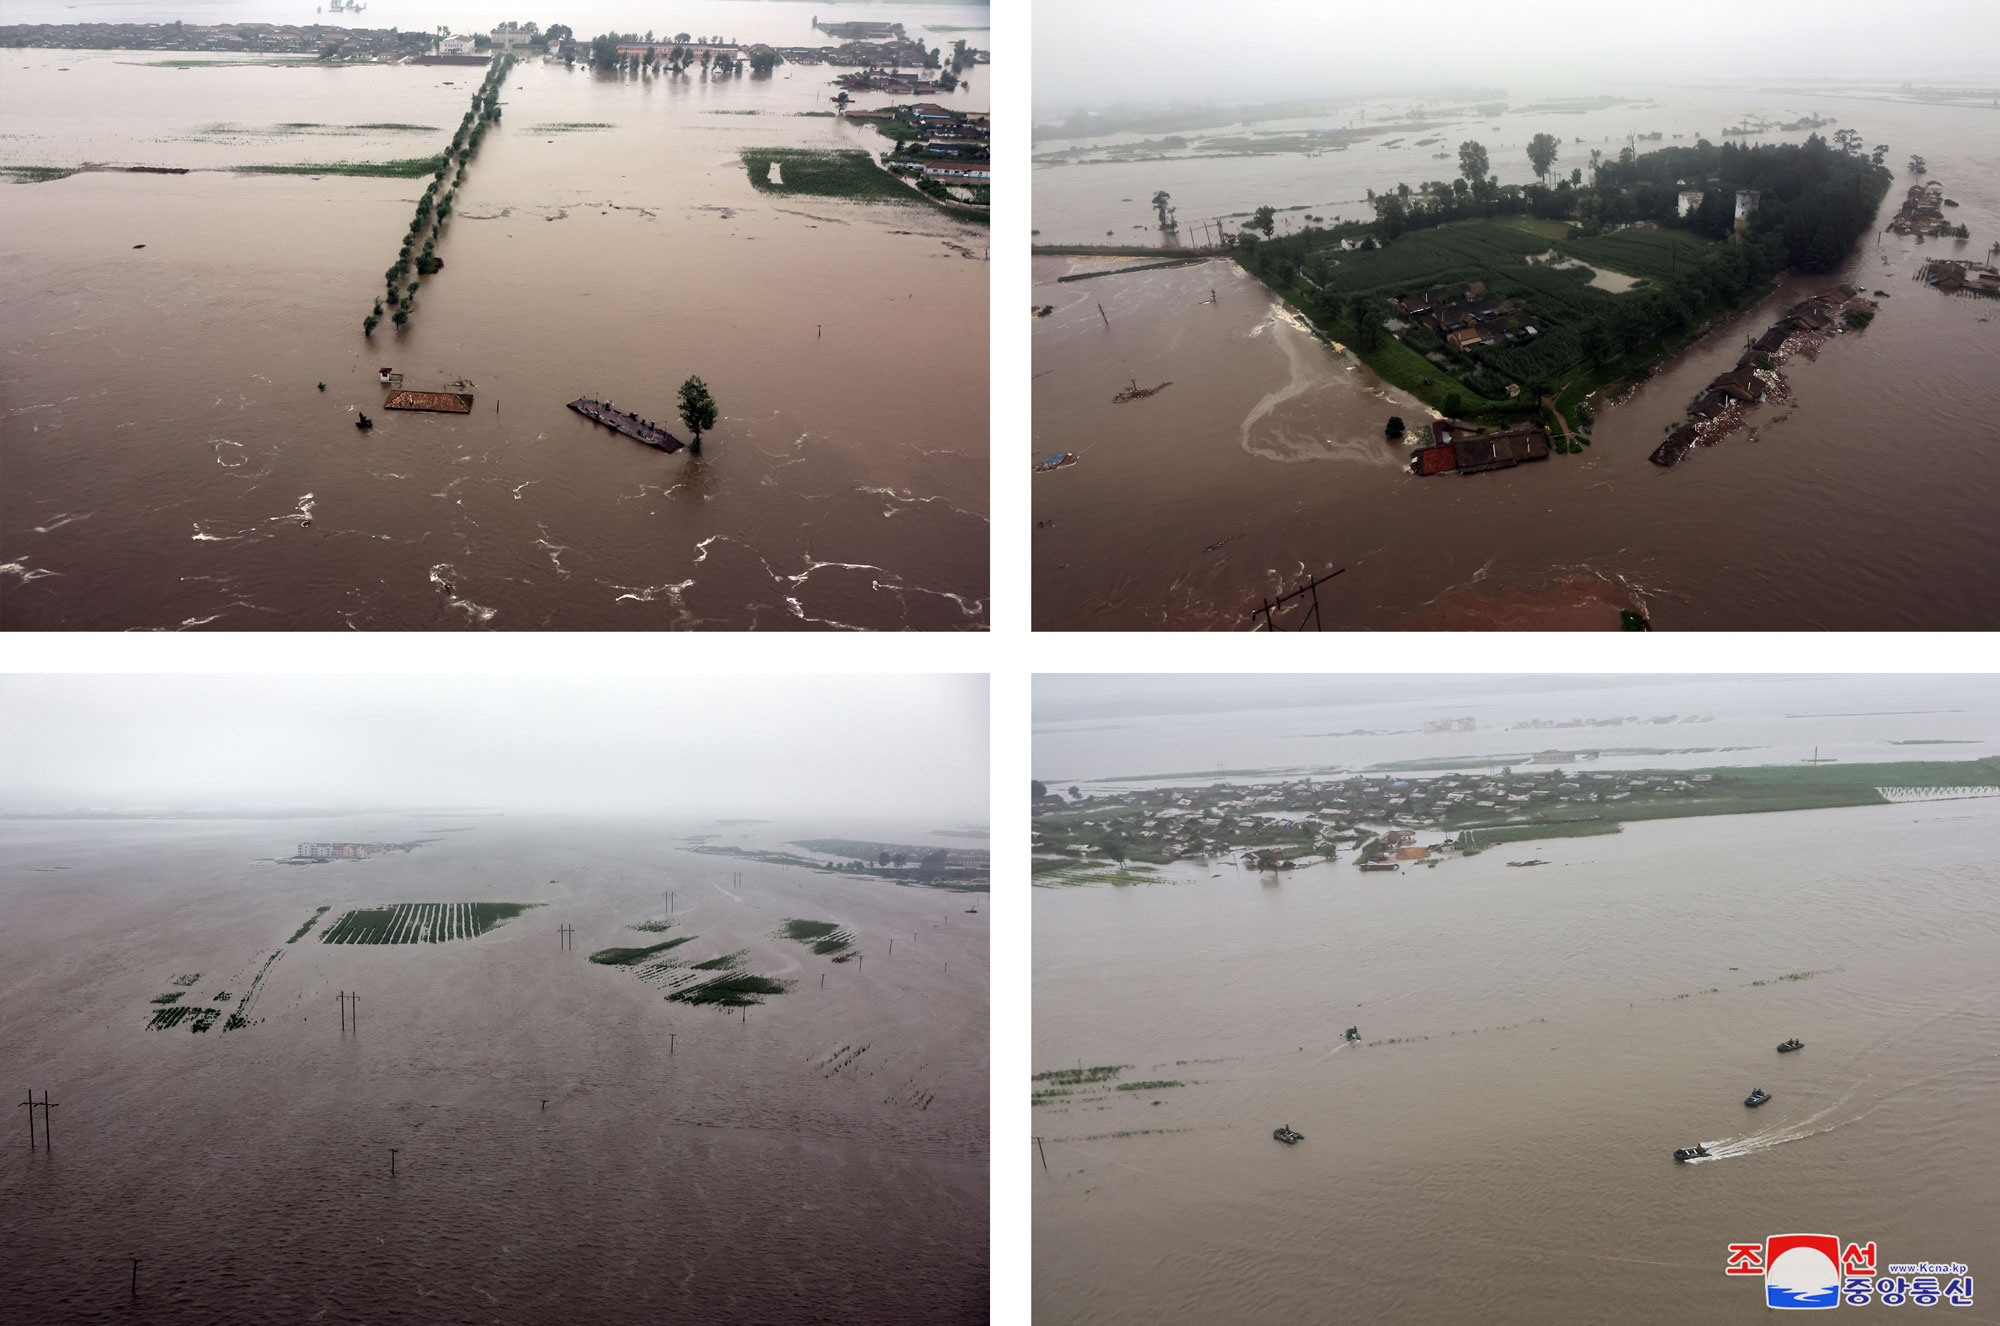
[740,148,917,205]
[236,156,445,179]
[628,918,677,933]
[530,122,615,132]
[149,992,184,1005]
[1057,258,1207,283]
[668,972,792,1007]
[0,165,79,184]
[287,905,330,943]
[320,901,538,944]
[1455,821,1624,850]
[778,918,856,957]
[147,1006,221,1032]
[588,937,693,965]
[1115,1079,1185,1091]
[170,973,202,987]
[1033,1065,1129,1087]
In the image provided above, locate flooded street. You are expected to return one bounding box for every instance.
[1032,87,2000,629]
[0,813,988,1321]
[1033,681,2000,1324]
[2,7,989,629]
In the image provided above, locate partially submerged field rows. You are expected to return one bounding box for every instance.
[320,901,536,944]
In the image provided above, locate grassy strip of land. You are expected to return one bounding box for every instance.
[1457,821,1624,851]
[530,122,615,132]
[170,972,202,987]
[1033,859,1161,888]
[1057,258,1208,283]
[287,905,330,943]
[1115,1079,1185,1091]
[1033,1065,1129,1086]
[589,937,693,965]
[236,156,445,178]
[150,992,184,1005]
[628,918,676,933]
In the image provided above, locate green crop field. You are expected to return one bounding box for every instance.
[778,918,857,959]
[1307,220,1553,298]
[1556,228,1709,282]
[320,901,537,944]
[740,149,916,205]
[589,938,693,966]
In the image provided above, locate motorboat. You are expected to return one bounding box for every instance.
[1672,1144,1709,1162]
[1344,1026,1361,1042]
[1273,1125,1304,1145]
[1745,1088,1771,1107]
[1777,1038,1804,1053]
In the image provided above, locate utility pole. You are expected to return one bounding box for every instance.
[350,996,358,1034]
[338,990,348,1034]
[389,1148,398,1176]
[131,1258,139,1298]
[19,1087,33,1148]
[1034,1136,1047,1170]
[888,938,893,956]
[1097,302,1109,327]
[37,1092,57,1148]
[669,1033,676,1056]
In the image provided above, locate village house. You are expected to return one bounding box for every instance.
[439,33,477,56]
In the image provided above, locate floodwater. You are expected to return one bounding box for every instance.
[2,6,989,630]
[1031,86,2000,630]
[1032,697,2000,1324]
[0,813,988,1322]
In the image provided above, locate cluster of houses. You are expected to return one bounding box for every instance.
[1033,767,1712,871]
[1411,419,1553,477]
[0,20,429,56]
[290,840,425,860]
[1889,180,1953,237]
[1924,259,2000,295]
[1391,281,1534,353]
[1649,298,1839,466]
[849,102,991,186]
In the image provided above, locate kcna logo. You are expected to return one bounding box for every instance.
[1727,1236,1975,1309]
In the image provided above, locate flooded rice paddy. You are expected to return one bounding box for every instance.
[2,10,988,629]
[1,813,988,1321]
[1032,86,2000,629]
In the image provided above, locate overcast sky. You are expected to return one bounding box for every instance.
[0,675,988,820]
[1036,0,2000,114]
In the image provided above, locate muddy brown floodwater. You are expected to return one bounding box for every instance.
[1034,789,2000,1323]
[1,38,988,630]
[0,814,988,1322]
[1032,91,2000,630]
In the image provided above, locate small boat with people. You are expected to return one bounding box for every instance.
[1777,1038,1804,1053]
[1344,1026,1361,1042]
[1673,1144,1710,1163]
[1745,1088,1771,1108]
[1273,1125,1304,1145]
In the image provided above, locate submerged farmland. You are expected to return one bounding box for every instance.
[319,901,537,944]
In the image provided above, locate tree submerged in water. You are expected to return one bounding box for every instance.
[678,375,718,454]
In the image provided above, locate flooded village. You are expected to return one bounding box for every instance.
[1,5,991,631]
[1032,79,2000,630]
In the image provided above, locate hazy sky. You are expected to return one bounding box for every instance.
[1036,0,2000,113]
[0,674,988,820]
[1034,674,1994,724]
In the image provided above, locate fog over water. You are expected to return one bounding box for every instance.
[1036,0,1999,113]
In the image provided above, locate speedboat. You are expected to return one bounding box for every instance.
[1777,1038,1804,1053]
[1745,1088,1771,1107]
[1273,1125,1304,1145]
[1673,1144,1710,1162]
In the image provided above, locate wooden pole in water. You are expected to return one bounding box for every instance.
[39,1093,56,1148]
[1097,303,1109,327]
[669,1033,676,1056]
[350,995,358,1033]
[19,1088,34,1149]
[1034,1136,1047,1170]
[888,939,892,956]
[131,1257,139,1297]
[389,1148,397,1176]
[337,990,346,1034]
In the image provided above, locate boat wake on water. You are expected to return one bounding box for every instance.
[1683,1052,2000,1163]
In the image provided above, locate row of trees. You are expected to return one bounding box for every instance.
[586,35,764,76]
[364,55,514,336]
